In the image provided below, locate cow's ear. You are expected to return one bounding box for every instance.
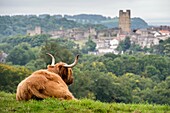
[47,65,55,69]
[58,65,63,69]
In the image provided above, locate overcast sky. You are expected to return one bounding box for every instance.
[0,0,170,25]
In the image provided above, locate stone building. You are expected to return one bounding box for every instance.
[119,10,131,33]
[131,29,159,48]
[0,51,7,63]
[27,26,42,36]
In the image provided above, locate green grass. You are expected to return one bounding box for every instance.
[0,92,169,113]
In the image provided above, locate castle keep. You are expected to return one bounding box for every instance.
[119,10,131,33]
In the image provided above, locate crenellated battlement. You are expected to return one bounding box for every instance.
[119,10,131,33]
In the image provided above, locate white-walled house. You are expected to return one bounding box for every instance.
[159,30,170,36]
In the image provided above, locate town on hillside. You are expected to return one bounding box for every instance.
[26,10,170,55]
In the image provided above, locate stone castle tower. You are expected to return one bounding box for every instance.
[119,10,131,33]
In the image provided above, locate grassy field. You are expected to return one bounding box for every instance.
[0,92,169,113]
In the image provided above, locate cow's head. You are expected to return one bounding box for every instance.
[46,53,79,85]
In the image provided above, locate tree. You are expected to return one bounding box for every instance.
[93,74,115,102]
[154,38,170,56]
[6,43,35,65]
[112,57,125,75]
[52,38,77,50]
[0,63,31,93]
[0,43,13,53]
[26,59,46,71]
[150,77,170,105]
[163,43,170,57]
[82,37,96,53]
[124,37,131,50]
[70,68,94,99]
[129,43,142,52]
[40,40,75,65]
[117,36,131,52]
[103,53,119,60]
[144,65,161,81]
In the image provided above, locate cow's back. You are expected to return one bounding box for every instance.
[16,69,74,100]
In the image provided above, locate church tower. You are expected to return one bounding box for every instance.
[119,10,131,33]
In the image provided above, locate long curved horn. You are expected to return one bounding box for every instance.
[46,53,55,66]
[63,54,79,68]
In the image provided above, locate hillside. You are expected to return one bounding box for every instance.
[0,14,148,37]
[65,14,149,29]
[0,15,83,37]
[0,92,169,113]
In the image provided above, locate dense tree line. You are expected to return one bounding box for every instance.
[0,35,170,105]
[0,34,49,52]
[0,63,32,92]
[0,15,107,38]
[154,38,170,56]
[1,53,170,104]
[70,54,170,104]
[0,15,83,37]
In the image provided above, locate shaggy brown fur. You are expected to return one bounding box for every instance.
[47,62,74,85]
[16,55,79,101]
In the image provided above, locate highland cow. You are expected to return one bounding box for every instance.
[16,53,79,101]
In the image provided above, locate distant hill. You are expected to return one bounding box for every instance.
[0,14,148,37]
[0,15,106,37]
[64,14,109,24]
[65,14,149,29]
[0,15,83,37]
